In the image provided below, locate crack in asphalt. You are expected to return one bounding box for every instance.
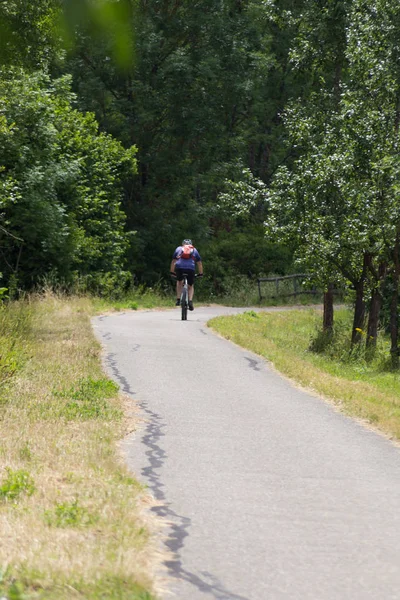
[244,357,261,372]
[106,352,133,395]
[105,349,250,600]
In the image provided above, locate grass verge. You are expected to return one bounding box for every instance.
[90,282,177,314]
[90,278,323,312]
[208,307,400,440]
[0,293,158,599]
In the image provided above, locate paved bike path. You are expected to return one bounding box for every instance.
[93,306,400,600]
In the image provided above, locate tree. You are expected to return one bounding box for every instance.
[267,0,400,363]
[0,0,60,69]
[61,0,303,283]
[344,0,400,362]
[0,69,137,290]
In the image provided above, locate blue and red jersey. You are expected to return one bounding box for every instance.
[173,246,202,271]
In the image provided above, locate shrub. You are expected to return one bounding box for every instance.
[0,468,35,502]
[53,377,121,421]
[44,499,97,528]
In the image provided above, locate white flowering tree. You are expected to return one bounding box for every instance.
[268,0,400,364]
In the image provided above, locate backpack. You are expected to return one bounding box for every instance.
[179,244,195,260]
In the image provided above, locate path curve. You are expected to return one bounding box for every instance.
[93,305,400,600]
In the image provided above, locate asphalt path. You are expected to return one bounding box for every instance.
[92,305,400,600]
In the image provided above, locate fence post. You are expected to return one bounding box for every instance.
[257,274,315,300]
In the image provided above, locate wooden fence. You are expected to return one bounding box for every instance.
[256,274,318,301]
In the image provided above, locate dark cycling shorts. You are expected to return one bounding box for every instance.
[175,268,195,286]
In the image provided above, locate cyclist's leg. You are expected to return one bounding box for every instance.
[186,271,195,309]
[175,268,184,303]
[185,271,195,300]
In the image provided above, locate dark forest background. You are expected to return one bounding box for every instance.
[0,0,314,293]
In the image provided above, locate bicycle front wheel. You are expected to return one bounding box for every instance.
[181,288,188,321]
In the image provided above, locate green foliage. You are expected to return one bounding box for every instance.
[0,572,156,600]
[62,576,155,600]
[0,69,137,291]
[18,442,33,462]
[91,284,173,313]
[44,498,97,528]
[264,0,400,357]
[218,168,268,218]
[200,226,292,296]
[63,0,302,284]
[5,0,400,314]
[203,274,260,305]
[310,315,391,369]
[1,580,25,600]
[72,271,133,299]
[0,468,35,501]
[53,377,121,421]
[0,301,32,397]
[60,0,135,70]
[0,0,60,70]
[243,310,259,318]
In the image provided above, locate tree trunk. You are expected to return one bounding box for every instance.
[366,261,387,350]
[352,280,366,345]
[259,143,271,182]
[390,236,400,368]
[351,254,369,345]
[323,284,334,332]
[366,289,381,350]
[390,282,399,369]
[248,143,256,172]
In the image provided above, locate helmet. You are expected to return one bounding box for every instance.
[182,238,192,245]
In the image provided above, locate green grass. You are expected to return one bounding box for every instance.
[44,499,98,528]
[92,285,173,313]
[0,573,154,600]
[207,292,323,308]
[0,468,35,502]
[0,300,33,403]
[91,280,324,312]
[209,307,400,439]
[52,377,122,421]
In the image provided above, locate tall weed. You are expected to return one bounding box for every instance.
[309,312,390,370]
[0,300,32,391]
[53,377,122,421]
[0,468,35,502]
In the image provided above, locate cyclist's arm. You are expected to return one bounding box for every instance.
[170,259,177,273]
[197,260,203,275]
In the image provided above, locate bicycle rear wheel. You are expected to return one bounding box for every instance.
[181,287,188,320]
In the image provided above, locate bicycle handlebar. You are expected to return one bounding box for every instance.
[170,272,203,278]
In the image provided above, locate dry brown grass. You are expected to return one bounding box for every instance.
[0,293,159,599]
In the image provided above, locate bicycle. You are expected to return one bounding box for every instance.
[171,272,200,320]
[180,272,191,321]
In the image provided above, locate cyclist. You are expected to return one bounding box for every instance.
[170,239,203,310]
